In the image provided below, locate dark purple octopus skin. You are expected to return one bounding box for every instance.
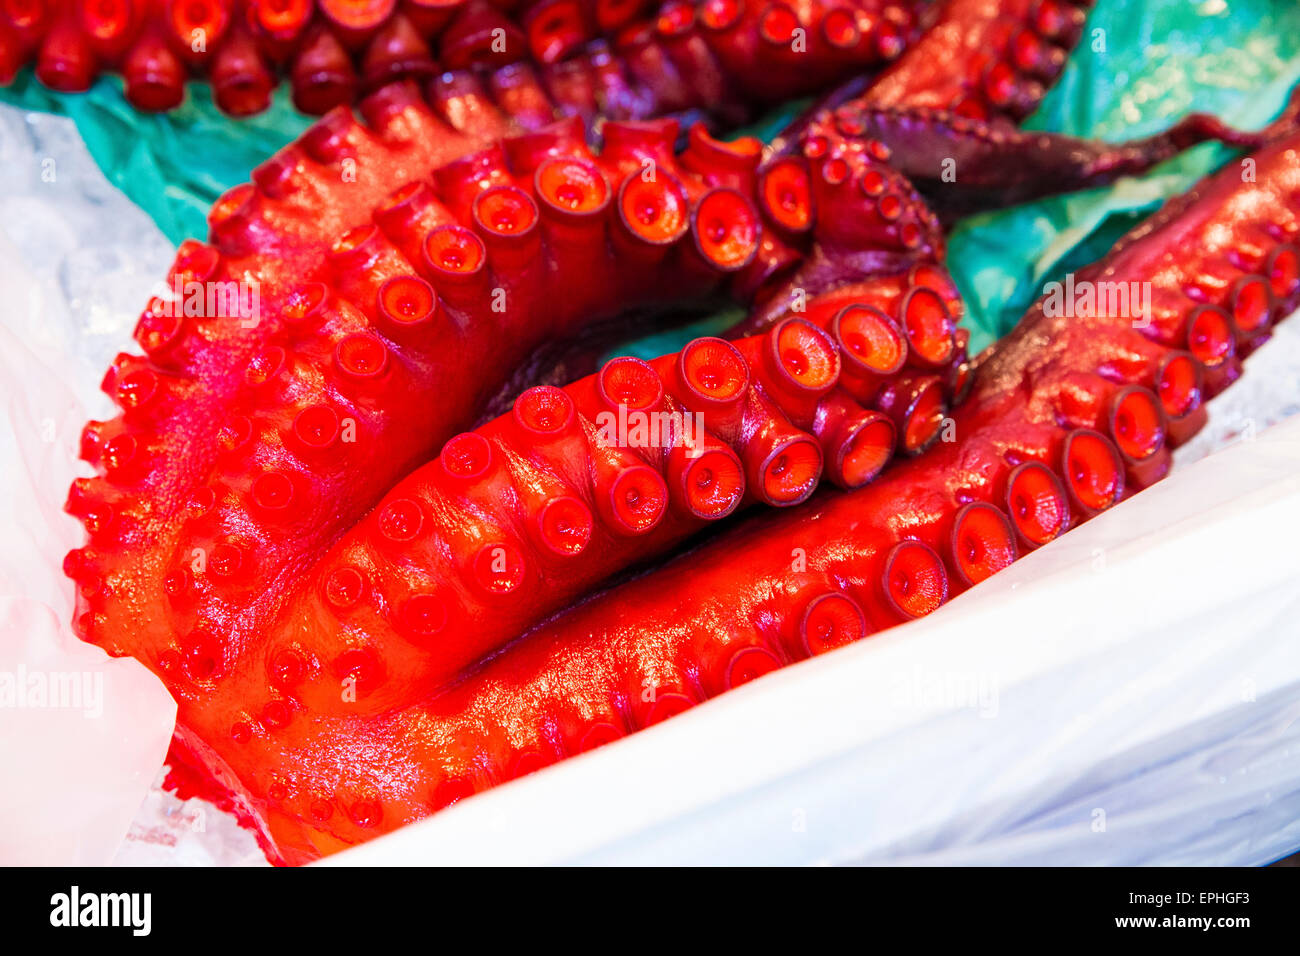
[769,0,1296,220]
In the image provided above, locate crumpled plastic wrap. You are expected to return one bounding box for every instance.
[0,73,308,247]
[0,103,264,865]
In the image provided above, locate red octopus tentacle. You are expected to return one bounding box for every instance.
[226,129,1300,864]
[67,110,957,671]
[67,81,522,648]
[740,112,949,334]
[254,302,961,710]
[863,0,1092,125]
[1,0,925,117]
[66,92,965,862]
[54,0,1297,868]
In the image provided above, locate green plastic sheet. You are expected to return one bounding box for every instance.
[949,0,1300,351]
[2,0,1298,357]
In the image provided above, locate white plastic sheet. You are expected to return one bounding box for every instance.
[1,101,1297,867]
[0,103,264,865]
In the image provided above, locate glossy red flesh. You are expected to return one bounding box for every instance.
[257,130,1298,864]
[1,0,922,116]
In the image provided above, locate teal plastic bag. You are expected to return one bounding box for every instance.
[2,0,1297,355]
[949,0,1300,350]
